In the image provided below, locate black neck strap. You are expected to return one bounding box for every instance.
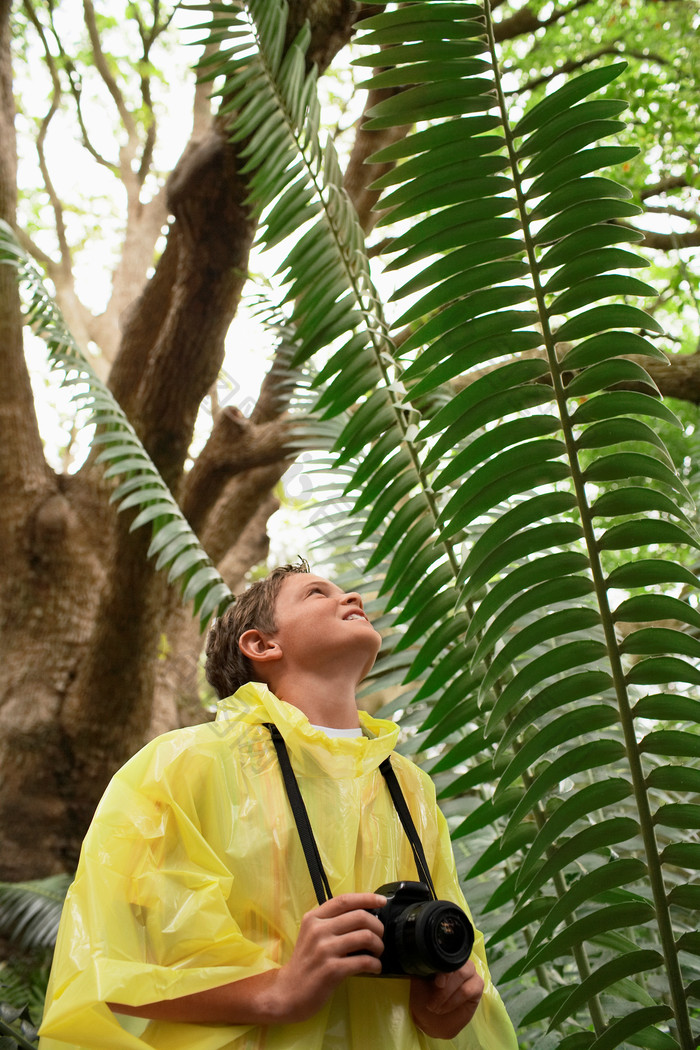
[264,723,437,906]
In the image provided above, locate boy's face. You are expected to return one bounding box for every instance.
[267,573,381,680]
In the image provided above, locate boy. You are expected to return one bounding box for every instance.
[39,562,517,1050]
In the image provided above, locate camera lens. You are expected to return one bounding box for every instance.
[434,915,465,955]
[394,901,474,976]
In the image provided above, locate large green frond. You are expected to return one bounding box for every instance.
[0,223,232,630]
[200,2,699,1046]
[351,3,698,1047]
[203,0,469,701]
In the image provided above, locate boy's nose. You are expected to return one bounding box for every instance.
[341,592,363,609]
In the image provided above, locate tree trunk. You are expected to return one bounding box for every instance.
[0,0,358,880]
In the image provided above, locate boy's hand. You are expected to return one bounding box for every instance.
[273,892,386,1023]
[409,960,484,1039]
[109,892,385,1027]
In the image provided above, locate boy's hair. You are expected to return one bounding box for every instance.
[205,559,310,699]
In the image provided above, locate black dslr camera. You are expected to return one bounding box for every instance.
[370,881,474,977]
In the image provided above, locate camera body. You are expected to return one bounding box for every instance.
[369,880,474,978]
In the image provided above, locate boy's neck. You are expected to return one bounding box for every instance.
[269,669,361,730]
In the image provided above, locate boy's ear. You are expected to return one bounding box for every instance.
[239,629,283,664]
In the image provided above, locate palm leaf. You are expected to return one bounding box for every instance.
[202,0,470,699]
[199,2,699,1046]
[0,222,232,629]
[0,876,70,952]
[349,3,698,1046]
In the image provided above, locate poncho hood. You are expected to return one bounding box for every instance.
[215,682,400,778]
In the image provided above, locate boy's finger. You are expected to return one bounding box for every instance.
[317,892,387,917]
[318,909,385,941]
[431,969,483,1015]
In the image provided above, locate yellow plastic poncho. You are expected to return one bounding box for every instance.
[39,683,517,1050]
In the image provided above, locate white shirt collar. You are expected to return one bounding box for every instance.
[310,724,364,738]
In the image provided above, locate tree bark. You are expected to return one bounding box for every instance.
[344,85,411,233]
[150,492,278,737]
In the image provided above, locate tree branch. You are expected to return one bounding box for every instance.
[637,225,700,252]
[343,84,411,233]
[61,63,119,173]
[494,0,595,43]
[450,347,700,406]
[184,323,305,532]
[82,0,138,138]
[641,175,694,201]
[250,345,302,426]
[182,410,292,532]
[31,1,116,172]
[505,44,625,94]
[190,13,224,141]
[108,129,257,491]
[202,463,290,565]
[645,204,700,225]
[367,234,393,258]
[506,35,673,96]
[82,0,148,239]
[286,0,355,73]
[217,492,279,590]
[23,0,72,276]
[642,352,700,403]
[11,223,54,271]
[132,0,177,185]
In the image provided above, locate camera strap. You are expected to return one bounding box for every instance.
[264,723,437,906]
[378,755,436,900]
[265,723,333,905]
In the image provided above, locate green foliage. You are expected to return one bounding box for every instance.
[0,878,66,1048]
[493,0,700,357]
[199,1,700,1047]
[0,1000,38,1050]
[496,0,700,195]
[0,877,70,953]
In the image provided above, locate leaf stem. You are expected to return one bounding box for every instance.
[244,2,461,581]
